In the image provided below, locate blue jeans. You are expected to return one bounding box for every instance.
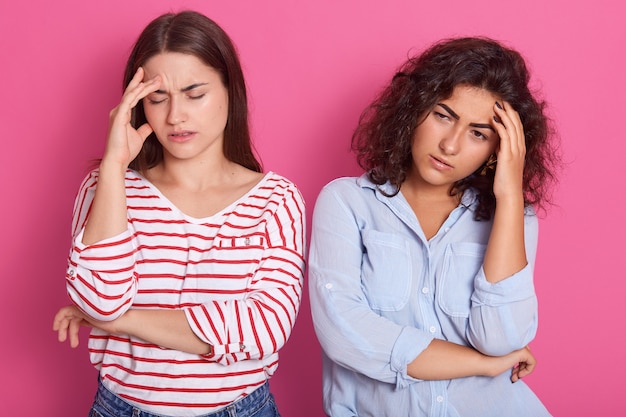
[89,377,281,417]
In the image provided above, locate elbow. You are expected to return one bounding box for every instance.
[468,320,538,356]
[66,270,137,321]
[67,287,133,322]
[468,299,539,355]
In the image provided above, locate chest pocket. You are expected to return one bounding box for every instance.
[361,230,412,311]
[438,242,486,318]
[181,234,266,303]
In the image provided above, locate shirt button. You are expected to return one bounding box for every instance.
[325,283,333,289]
[429,326,437,333]
[444,227,451,233]
[244,237,250,245]
[421,287,429,294]
[436,395,444,403]
[67,269,75,280]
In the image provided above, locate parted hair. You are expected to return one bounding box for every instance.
[124,10,261,173]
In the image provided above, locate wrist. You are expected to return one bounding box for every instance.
[494,192,524,206]
[99,158,129,176]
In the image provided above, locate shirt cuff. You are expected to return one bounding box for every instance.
[389,326,434,389]
[67,229,135,279]
[471,265,536,306]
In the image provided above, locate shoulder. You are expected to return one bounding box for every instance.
[317,175,375,204]
[78,169,153,200]
[261,172,300,190]
[320,175,375,197]
[312,175,383,221]
[257,172,302,198]
[81,168,144,185]
[248,172,305,211]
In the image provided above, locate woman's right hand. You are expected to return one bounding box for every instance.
[102,67,161,168]
[80,68,162,246]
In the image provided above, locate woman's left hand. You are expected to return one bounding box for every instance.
[492,101,525,202]
[52,305,121,347]
[510,345,536,382]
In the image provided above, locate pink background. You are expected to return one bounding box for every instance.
[1,0,624,415]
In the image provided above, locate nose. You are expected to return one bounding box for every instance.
[439,127,462,155]
[166,96,186,125]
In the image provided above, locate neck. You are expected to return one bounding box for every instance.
[149,154,240,191]
[401,174,458,205]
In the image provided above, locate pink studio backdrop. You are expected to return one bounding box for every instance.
[1,0,624,415]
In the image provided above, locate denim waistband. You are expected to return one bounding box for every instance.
[94,377,271,417]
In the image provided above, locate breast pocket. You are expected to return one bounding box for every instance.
[361,230,413,311]
[181,234,266,303]
[438,242,486,318]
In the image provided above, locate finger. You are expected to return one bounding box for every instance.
[136,123,154,142]
[502,102,524,154]
[493,102,512,154]
[52,306,74,331]
[127,75,162,110]
[510,361,530,382]
[52,311,64,331]
[518,360,535,378]
[68,318,83,348]
[125,67,145,92]
[117,73,161,116]
[56,318,69,343]
[497,102,525,155]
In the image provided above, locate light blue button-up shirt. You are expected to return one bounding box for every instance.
[309,175,551,417]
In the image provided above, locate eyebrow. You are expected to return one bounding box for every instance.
[436,103,495,132]
[154,83,208,94]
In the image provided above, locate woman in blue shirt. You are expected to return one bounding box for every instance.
[309,37,559,416]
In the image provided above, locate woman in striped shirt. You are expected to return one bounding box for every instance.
[52,10,305,417]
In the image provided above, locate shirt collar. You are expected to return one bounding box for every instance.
[356,172,479,209]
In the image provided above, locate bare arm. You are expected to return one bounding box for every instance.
[82,67,161,245]
[53,305,211,355]
[482,101,527,283]
[407,338,535,382]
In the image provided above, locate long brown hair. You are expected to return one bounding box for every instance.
[124,10,261,173]
[352,37,560,219]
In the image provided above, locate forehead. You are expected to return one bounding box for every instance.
[437,85,499,122]
[142,52,221,85]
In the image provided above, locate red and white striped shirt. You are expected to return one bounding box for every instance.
[65,169,306,416]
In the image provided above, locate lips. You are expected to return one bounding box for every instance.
[168,131,196,143]
[430,155,453,169]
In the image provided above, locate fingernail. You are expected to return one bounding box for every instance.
[495,102,503,109]
[493,115,502,124]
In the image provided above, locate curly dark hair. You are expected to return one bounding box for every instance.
[352,37,560,220]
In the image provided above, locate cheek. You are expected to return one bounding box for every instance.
[142,102,159,125]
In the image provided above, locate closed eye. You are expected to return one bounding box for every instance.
[147,98,166,105]
[433,111,450,121]
[188,94,205,100]
[470,130,488,140]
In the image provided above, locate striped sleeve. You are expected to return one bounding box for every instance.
[186,179,306,365]
[65,170,138,321]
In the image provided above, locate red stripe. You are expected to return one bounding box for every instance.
[73,272,133,299]
[263,291,294,330]
[67,171,303,411]
[69,281,132,317]
[209,302,225,345]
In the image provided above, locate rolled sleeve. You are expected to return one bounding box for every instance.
[184,182,305,366]
[309,180,433,386]
[468,265,538,355]
[66,228,138,321]
[390,326,434,388]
